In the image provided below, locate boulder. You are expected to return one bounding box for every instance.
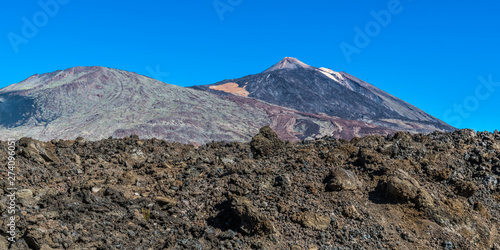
[292,212,331,231]
[453,179,477,198]
[155,196,177,208]
[230,196,276,235]
[250,126,284,157]
[19,138,59,164]
[386,169,433,208]
[325,168,361,191]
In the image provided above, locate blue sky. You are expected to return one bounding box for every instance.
[1,0,499,131]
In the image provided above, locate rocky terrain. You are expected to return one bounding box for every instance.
[0,127,498,249]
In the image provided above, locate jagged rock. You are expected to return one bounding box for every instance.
[274,174,291,187]
[453,179,477,198]
[386,169,433,208]
[18,138,59,164]
[386,169,421,201]
[230,195,276,235]
[17,189,34,206]
[250,126,284,157]
[325,168,361,191]
[474,201,491,219]
[342,205,361,220]
[155,196,177,208]
[292,212,331,231]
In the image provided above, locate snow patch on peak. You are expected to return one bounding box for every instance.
[264,57,314,72]
[318,67,336,74]
[316,68,354,91]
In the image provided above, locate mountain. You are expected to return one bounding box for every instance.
[0,66,397,143]
[192,57,455,133]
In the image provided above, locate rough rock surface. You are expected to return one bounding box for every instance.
[0,128,499,249]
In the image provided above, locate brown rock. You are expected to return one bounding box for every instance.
[453,179,477,198]
[17,189,34,205]
[308,245,319,250]
[292,212,331,231]
[342,205,361,220]
[24,226,45,250]
[231,196,276,235]
[386,169,434,209]
[416,189,434,209]
[474,201,491,219]
[386,169,421,202]
[40,245,56,250]
[156,196,177,208]
[250,126,284,157]
[19,138,60,164]
[325,168,361,191]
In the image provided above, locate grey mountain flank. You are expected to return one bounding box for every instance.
[0,58,454,143]
[193,57,454,133]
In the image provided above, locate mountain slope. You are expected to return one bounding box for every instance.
[0,66,396,143]
[192,57,455,133]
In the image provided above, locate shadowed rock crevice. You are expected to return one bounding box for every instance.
[0,94,39,128]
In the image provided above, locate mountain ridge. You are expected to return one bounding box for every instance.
[1,59,455,143]
[0,65,400,143]
[192,57,455,133]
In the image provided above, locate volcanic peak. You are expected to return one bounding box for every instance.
[263,57,315,73]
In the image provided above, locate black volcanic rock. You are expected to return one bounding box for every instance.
[0,129,498,249]
[250,126,284,157]
[193,57,455,133]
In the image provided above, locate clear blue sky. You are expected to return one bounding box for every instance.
[1,0,499,131]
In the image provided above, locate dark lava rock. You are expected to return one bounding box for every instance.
[230,195,276,235]
[385,169,434,209]
[250,126,284,157]
[0,128,499,249]
[291,212,331,231]
[325,168,361,191]
[453,179,477,198]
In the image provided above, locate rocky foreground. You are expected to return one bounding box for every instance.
[0,127,499,249]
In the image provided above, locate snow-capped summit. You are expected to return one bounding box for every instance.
[263,57,315,72]
[194,57,455,133]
